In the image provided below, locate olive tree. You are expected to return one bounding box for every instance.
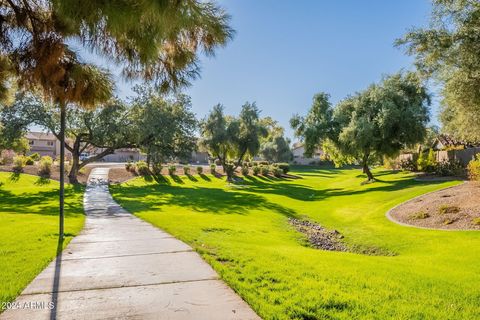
[291,72,430,181]
[201,103,267,181]
[397,0,480,142]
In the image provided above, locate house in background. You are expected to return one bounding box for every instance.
[96,148,145,162]
[432,134,477,151]
[291,142,325,165]
[26,132,72,160]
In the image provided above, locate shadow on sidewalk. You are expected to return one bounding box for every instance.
[49,238,63,320]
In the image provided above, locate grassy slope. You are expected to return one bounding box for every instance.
[0,173,85,304]
[110,168,480,320]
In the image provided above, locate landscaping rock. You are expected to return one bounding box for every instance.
[288,218,347,252]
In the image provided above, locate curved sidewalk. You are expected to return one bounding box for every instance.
[1,168,259,320]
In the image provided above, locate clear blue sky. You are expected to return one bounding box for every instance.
[112,0,434,140]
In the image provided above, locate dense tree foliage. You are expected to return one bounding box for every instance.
[201,103,267,181]
[1,94,136,182]
[397,0,480,142]
[131,87,197,166]
[0,0,233,237]
[291,72,430,180]
[259,117,292,163]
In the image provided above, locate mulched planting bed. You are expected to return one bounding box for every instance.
[0,164,92,184]
[389,181,480,230]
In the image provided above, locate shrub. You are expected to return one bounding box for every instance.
[252,162,259,167]
[210,164,216,175]
[152,163,163,176]
[443,218,454,225]
[25,157,35,165]
[383,157,399,170]
[399,158,418,172]
[184,165,190,175]
[12,156,26,173]
[253,165,261,175]
[0,150,14,165]
[273,167,283,177]
[435,159,464,177]
[439,205,460,215]
[276,163,290,174]
[136,161,150,176]
[467,154,480,181]
[241,165,249,176]
[472,217,480,226]
[29,153,41,161]
[410,211,429,220]
[260,165,270,176]
[125,161,133,171]
[417,149,436,172]
[196,166,203,174]
[38,156,53,177]
[129,163,137,174]
[168,165,177,175]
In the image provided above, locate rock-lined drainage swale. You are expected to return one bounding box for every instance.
[288,218,396,256]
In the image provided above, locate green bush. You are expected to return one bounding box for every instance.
[472,217,480,225]
[152,163,163,176]
[210,164,216,175]
[29,153,41,161]
[276,163,290,174]
[241,165,249,176]
[399,158,418,172]
[253,166,261,175]
[467,154,480,181]
[136,161,150,176]
[38,156,53,177]
[260,165,270,176]
[196,166,203,174]
[183,165,190,175]
[435,159,464,176]
[417,149,437,173]
[25,157,35,165]
[12,156,26,173]
[125,161,133,171]
[168,165,177,175]
[273,167,283,177]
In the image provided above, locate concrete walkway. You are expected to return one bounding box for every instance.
[1,168,259,320]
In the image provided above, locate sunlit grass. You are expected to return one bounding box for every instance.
[0,173,85,305]
[111,168,480,319]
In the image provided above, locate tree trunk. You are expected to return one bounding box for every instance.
[362,159,374,181]
[59,103,66,239]
[68,151,80,184]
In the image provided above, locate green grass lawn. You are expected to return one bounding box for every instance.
[111,168,480,319]
[0,172,85,305]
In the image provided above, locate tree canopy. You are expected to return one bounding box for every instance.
[397,0,480,142]
[130,86,197,166]
[259,117,292,163]
[291,72,430,180]
[1,93,137,182]
[201,102,266,181]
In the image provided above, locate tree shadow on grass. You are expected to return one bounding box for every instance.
[241,173,447,202]
[111,183,297,217]
[0,184,85,217]
[170,174,185,184]
[8,172,20,182]
[35,176,51,185]
[199,174,211,182]
[186,174,198,182]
